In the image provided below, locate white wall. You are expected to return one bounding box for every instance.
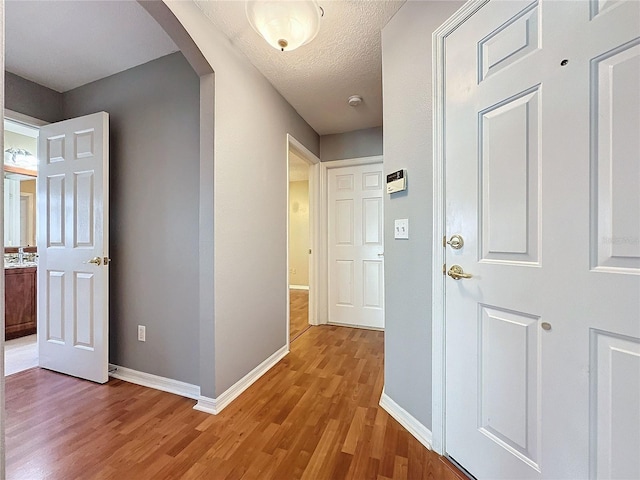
[166,1,319,397]
[381,0,464,429]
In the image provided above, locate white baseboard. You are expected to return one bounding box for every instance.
[194,345,289,415]
[289,285,309,291]
[193,396,217,414]
[379,389,433,450]
[108,364,200,400]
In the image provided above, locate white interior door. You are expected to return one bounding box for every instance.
[37,112,110,384]
[328,162,384,329]
[444,1,640,478]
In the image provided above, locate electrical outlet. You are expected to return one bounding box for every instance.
[137,325,146,342]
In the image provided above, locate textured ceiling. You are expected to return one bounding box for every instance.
[195,0,405,135]
[5,0,178,93]
[5,0,404,136]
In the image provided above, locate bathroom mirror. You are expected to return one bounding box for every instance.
[4,120,39,248]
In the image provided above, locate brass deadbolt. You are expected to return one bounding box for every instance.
[447,234,464,250]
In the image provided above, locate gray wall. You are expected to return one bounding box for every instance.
[63,52,200,385]
[5,72,63,123]
[320,126,382,161]
[167,2,319,397]
[381,0,463,429]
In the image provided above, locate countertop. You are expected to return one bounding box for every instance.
[4,262,38,269]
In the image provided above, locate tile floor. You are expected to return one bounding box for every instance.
[4,334,37,376]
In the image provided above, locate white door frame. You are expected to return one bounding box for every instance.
[319,155,384,327]
[431,0,490,456]
[286,134,321,348]
[5,109,48,129]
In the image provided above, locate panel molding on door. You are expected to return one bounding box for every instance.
[591,329,640,479]
[590,39,640,273]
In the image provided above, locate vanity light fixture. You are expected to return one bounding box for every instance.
[246,0,323,52]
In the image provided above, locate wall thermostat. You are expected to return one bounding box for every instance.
[387,169,407,194]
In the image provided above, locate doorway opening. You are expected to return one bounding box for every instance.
[286,135,321,346]
[288,149,311,342]
[3,116,41,376]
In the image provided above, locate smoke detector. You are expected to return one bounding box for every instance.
[348,95,363,107]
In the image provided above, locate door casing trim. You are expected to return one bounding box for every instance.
[4,109,48,128]
[431,0,491,457]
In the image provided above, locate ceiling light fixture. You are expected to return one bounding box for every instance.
[348,95,363,107]
[246,0,323,52]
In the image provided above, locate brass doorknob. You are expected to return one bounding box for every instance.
[447,264,472,280]
[88,256,102,266]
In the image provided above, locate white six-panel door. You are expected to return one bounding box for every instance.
[37,112,109,384]
[328,163,384,329]
[444,1,639,478]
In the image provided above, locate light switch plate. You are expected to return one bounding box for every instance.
[394,219,409,239]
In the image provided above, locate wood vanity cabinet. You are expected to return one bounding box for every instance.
[5,267,37,340]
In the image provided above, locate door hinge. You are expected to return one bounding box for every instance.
[443,235,447,248]
[443,263,446,275]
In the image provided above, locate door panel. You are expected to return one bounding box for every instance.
[38,112,109,384]
[362,260,383,308]
[336,260,354,306]
[46,270,65,343]
[592,331,640,479]
[75,171,95,247]
[444,1,639,478]
[46,175,65,246]
[74,271,94,348]
[591,41,640,272]
[363,197,382,244]
[479,2,540,81]
[335,198,354,245]
[328,163,384,329]
[480,87,540,264]
[478,305,540,469]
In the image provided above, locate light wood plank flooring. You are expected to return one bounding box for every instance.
[6,326,466,480]
[290,289,310,342]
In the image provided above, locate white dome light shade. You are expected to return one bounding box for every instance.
[246,0,322,52]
